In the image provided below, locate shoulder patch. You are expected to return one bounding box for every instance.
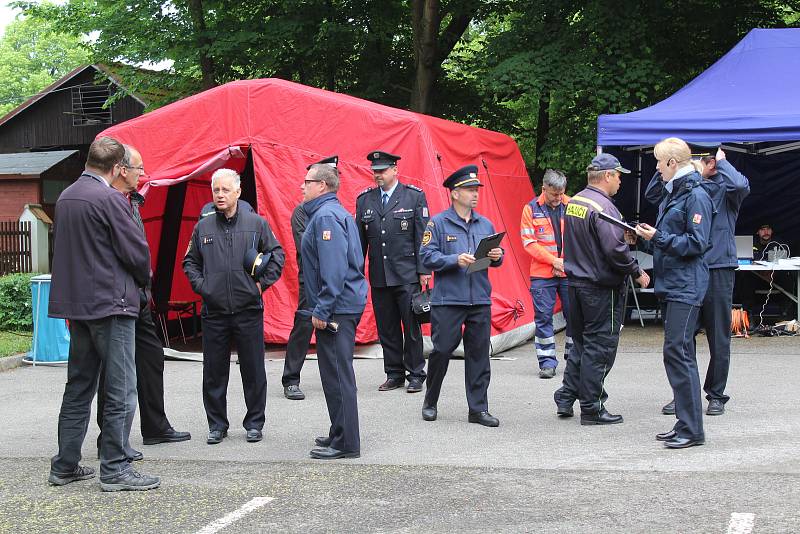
[201,210,215,218]
[406,184,423,192]
[422,230,432,246]
[357,187,375,198]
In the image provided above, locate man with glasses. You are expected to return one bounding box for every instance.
[96,145,191,462]
[281,155,339,400]
[300,163,367,459]
[356,151,431,393]
[520,169,572,379]
[183,168,284,445]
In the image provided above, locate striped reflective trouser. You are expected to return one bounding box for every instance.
[530,277,571,369]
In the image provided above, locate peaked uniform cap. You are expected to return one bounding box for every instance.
[367,151,400,170]
[443,164,482,189]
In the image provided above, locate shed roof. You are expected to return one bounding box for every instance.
[0,150,79,178]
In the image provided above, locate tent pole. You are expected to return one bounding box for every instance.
[635,149,642,221]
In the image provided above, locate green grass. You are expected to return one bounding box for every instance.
[0,331,31,358]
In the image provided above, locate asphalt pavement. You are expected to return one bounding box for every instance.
[1,325,798,533]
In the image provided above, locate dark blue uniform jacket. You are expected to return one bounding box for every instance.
[646,161,749,269]
[356,183,431,287]
[642,171,713,306]
[301,192,368,322]
[420,206,502,306]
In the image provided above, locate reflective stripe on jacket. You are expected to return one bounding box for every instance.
[520,193,570,278]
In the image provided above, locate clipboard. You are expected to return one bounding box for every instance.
[598,211,637,233]
[466,231,506,273]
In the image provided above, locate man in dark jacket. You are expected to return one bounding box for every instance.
[300,163,367,459]
[282,156,338,400]
[554,154,649,425]
[419,165,504,427]
[183,168,284,445]
[636,137,713,449]
[356,151,431,393]
[96,145,191,461]
[649,148,749,417]
[48,136,160,492]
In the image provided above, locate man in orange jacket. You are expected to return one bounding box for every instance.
[520,169,572,378]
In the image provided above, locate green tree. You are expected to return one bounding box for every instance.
[479,0,799,190]
[18,0,492,113]
[0,14,89,116]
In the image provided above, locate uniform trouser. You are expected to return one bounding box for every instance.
[316,313,361,453]
[371,283,426,381]
[201,309,266,432]
[663,301,704,441]
[424,305,491,413]
[282,285,314,387]
[51,316,137,482]
[701,268,734,403]
[530,277,572,369]
[554,284,623,415]
[98,305,172,447]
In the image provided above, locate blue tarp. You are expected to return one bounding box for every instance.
[597,28,800,146]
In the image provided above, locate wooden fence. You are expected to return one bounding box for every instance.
[0,221,32,275]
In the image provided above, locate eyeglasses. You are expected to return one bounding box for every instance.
[303,179,323,185]
[124,165,145,173]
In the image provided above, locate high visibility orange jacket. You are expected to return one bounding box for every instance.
[520,193,570,278]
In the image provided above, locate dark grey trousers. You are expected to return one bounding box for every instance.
[51,316,137,481]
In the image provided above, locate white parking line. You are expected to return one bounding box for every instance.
[194,497,274,534]
[726,512,755,534]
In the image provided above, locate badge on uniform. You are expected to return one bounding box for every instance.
[426,220,434,228]
[422,230,432,246]
[692,213,702,224]
[446,235,458,242]
[322,230,331,240]
[400,220,409,230]
[202,236,213,245]
[422,207,428,217]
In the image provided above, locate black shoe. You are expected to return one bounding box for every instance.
[556,405,574,418]
[662,399,676,415]
[422,404,437,421]
[48,465,95,486]
[246,429,263,443]
[539,367,556,379]
[580,409,623,425]
[143,428,192,445]
[468,411,500,427]
[315,435,332,447]
[309,447,360,460]
[378,377,405,391]
[406,379,423,393]
[207,430,227,445]
[656,429,678,442]
[707,399,725,416]
[100,469,161,492]
[664,436,705,449]
[284,385,306,400]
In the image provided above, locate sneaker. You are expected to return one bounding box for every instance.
[100,469,160,492]
[284,385,306,400]
[48,465,95,486]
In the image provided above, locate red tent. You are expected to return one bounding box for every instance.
[101,78,536,350]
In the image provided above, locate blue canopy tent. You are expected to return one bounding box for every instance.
[596,28,800,244]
